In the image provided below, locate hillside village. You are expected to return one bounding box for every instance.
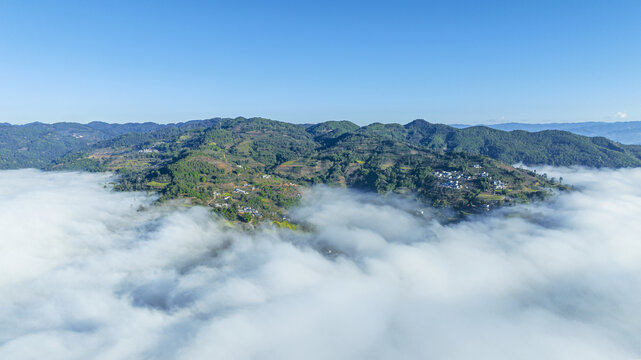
[51,117,565,223]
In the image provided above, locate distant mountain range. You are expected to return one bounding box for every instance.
[3,118,641,170]
[453,121,641,145]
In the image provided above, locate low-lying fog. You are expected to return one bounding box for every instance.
[1,167,640,359]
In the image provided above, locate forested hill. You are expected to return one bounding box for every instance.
[455,121,641,145]
[3,116,641,222]
[47,117,566,223]
[3,117,641,170]
[0,121,160,168]
[0,119,220,169]
[400,120,641,167]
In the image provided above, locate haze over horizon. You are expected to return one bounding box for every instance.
[1,0,639,125]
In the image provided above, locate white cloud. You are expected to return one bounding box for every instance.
[616,111,628,119]
[1,168,641,359]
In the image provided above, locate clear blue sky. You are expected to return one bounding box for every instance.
[1,0,639,125]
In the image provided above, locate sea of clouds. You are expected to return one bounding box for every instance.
[1,167,641,359]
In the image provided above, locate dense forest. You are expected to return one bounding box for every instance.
[4,117,641,169]
[459,121,641,145]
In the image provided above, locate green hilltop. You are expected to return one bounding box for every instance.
[33,117,578,223]
[5,116,638,223]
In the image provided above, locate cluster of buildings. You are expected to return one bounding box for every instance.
[434,170,473,181]
[434,170,473,190]
[434,168,508,192]
[239,206,262,217]
[434,170,454,179]
[233,183,259,195]
[440,180,464,189]
[138,148,158,154]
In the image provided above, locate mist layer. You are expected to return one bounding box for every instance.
[1,168,640,359]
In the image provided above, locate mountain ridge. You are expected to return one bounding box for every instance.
[454,121,641,145]
[4,116,638,223]
[43,116,575,222]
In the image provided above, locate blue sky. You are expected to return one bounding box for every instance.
[1,0,639,125]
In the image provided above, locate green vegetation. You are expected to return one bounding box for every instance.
[15,117,635,222]
[401,120,641,167]
[5,117,641,170]
[34,117,576,223]
[0,120,215,169]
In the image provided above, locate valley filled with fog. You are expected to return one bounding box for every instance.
[1,168,640,359]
